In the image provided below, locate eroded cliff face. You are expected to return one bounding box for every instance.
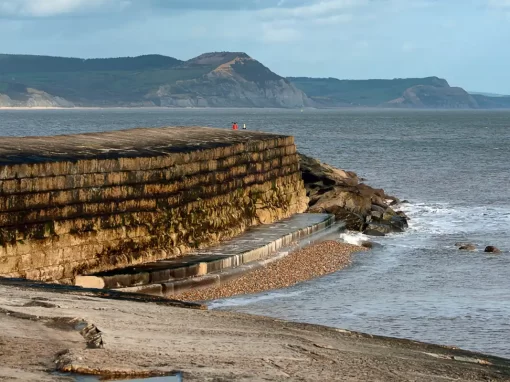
[0,88,74,108]
[383,85,479,109]
[149,55,312,108]
[0,127,308,282]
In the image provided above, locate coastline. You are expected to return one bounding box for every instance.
[176,240,365,302]
[1,281,509,381]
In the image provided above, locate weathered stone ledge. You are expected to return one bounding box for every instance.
[75,213,335,292]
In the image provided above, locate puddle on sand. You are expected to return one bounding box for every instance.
[53,372,183,381]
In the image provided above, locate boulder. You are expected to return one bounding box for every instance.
[361,241,383,249]
[484,246,501,254]
[458,244,476,251]
[396,211,409,219]
[371,210,383,220]
[382,210,396,221]
[389,216,408,232]
[363,223,393,237]
[371,204,386,214]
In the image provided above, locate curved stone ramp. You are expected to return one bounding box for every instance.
[75,213,335,295]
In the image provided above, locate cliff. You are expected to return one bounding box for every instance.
[0,127,308,283]
[0,52,310,108]
[1,52,507,109]
[289,76,508,109]
[150,53,311,108]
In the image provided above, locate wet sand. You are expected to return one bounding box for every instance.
[177,240,365,302]
[0,282,509,381]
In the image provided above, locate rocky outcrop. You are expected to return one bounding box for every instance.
[0,88,74,108]
[383,85,479,109]
[0,127,308,283]
[299,153,407,235]
[147,53,312,108]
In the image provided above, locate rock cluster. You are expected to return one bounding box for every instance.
[299,154,408,236]
[455,243,502,254]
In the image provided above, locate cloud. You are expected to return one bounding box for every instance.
[0,0,365,18]
[261,24,301,43]
[486,0,510,8]
[0,0,128,17]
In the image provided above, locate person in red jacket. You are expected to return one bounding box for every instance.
[232,122,239,130]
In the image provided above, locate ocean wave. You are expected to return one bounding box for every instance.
[400,202,510,236]
[208,289,304,310]
[338,231,370,246]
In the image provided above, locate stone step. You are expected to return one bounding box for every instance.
[75,213,335,290]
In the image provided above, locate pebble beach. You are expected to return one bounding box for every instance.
[176,240,366,302]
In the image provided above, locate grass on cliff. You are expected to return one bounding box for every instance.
[0,66,214,103]
[288,76,450,106]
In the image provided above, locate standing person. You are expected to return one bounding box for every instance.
[232,122,237,130]
[243,123,247,130]
[234,122,239,130]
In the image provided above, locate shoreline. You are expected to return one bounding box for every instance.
[176,240,365,302]
[0,281,509,381]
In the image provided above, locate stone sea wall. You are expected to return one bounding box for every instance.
[0,127,308,283]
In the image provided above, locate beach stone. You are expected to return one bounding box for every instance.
[458,244,476,251]
[361,241,382,249]
[484,246,501,254]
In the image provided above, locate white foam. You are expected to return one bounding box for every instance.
[208,289,304,310]
[400,202,510,236]
[338,232,369,246]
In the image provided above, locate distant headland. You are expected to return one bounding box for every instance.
[1,51,509,109]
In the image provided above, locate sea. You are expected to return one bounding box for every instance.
[1,108,509,358]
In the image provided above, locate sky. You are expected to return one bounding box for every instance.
[1,0,509,94]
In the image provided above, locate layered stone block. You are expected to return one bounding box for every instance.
[0,127,308,282]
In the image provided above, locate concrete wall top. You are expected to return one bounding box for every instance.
[0,126,293,165]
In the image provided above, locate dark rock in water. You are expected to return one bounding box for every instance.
[400,200,410,204]
[396,210,409,220]
[363,223,393,236]
[458,244,476,251]
[389,216,408,232]
[484,246,501,254]
[361,241,383,249]
[361,241,374,249]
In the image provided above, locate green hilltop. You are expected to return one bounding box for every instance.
[0,52,509,109]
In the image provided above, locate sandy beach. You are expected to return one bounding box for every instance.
[177,240,365,302]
